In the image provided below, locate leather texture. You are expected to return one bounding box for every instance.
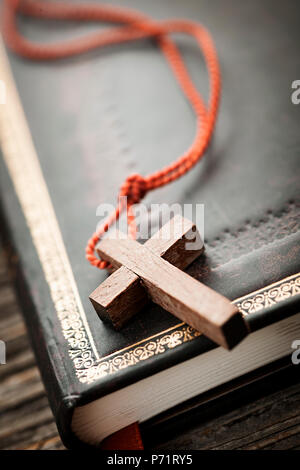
[0,0,299,449]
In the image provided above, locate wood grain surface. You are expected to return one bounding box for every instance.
[97,235,246,349]
[90,215,204,329]
[0,246,299,450]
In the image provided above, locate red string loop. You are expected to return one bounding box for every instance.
[2,0,221,269]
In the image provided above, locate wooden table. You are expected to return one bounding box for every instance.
[0,247,299,451]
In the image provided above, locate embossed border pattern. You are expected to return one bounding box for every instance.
[78,273,300,383]
[0,40,299,385]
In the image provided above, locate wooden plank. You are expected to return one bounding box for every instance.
[0,349,35,381]
[0,248,299,450]
[91,215,203,328]
[150,380,300,451]
[97,237,248,349]
[0,367,44,413]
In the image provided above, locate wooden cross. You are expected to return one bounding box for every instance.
[90,215,248,349]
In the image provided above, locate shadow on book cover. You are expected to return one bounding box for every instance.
[0,0,299,449]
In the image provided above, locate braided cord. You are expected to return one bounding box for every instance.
[3,0,221,269]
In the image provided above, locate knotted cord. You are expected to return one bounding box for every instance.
[2,0,221,269]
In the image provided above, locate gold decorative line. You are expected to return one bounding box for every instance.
[76,325,202,384]
[0,38,99,365]
[236,273,300,316]
[76,272,300,383]
[97,322,185,362]
[1,39,299,385]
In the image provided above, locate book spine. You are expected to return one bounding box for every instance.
[0,192,81,448]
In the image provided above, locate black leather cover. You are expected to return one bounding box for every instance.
[0,0,299,448]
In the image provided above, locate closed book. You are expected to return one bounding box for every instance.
[0,0,299,448]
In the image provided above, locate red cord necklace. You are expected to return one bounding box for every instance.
[3,0,221,271]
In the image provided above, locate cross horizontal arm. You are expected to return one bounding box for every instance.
[90,215,203,328]
[97,236,248,349]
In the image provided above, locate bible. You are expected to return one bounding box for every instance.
[0,0,299,449]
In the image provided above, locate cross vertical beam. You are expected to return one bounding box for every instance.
[90,215,248,349]
[97,234,248,349]
[90,215,203,328]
